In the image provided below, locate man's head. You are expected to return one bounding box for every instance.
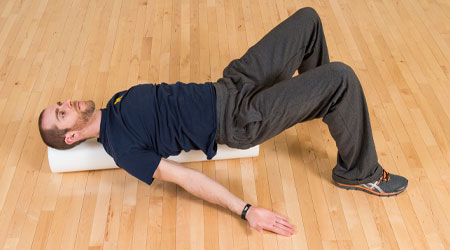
[38,100,96,150]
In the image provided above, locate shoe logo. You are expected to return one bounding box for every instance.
[362,183,384,193]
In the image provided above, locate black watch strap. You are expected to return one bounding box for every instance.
[241,204,252,220]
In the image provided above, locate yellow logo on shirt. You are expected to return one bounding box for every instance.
[114,96,123,105]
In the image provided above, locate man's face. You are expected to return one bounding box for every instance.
[41,100,96,132]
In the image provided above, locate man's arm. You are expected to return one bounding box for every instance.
[153,158,296,236]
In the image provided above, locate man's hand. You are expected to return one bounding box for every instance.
[246,206,296,237]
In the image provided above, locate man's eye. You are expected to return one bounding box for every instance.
[61,111,65,118]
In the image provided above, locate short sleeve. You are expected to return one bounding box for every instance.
[115,148,162,185]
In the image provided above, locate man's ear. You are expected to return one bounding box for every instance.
[65,131,81,145]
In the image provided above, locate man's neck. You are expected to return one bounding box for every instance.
[81,109,102,139]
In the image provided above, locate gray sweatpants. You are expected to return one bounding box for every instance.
[214,7,383,185]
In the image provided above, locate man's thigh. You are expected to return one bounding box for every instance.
[230,62,353,147]
[221,7,327,89]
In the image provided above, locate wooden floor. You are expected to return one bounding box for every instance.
[1,0,450,249]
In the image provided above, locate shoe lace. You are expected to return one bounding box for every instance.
[380,170,391,182]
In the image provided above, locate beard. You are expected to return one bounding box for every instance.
[71,100,96,131]
[81,100,95,122]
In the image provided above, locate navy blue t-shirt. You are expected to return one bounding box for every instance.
[97,82,217,185]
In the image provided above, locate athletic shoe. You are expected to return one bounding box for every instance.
[335,169,408,197]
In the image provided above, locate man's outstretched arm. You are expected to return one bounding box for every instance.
[153,158,296,237]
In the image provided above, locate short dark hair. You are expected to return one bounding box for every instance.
[38,109,86,150]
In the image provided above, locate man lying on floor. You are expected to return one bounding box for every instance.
[38,7,407,237]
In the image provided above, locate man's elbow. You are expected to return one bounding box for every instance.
[152,158,190,185]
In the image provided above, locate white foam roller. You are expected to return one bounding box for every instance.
[48,138,259,173]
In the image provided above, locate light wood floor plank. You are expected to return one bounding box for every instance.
[215,160,235,250]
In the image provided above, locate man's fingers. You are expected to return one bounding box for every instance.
[278,219,296,232]
[279,223,296,234]
[274,214,295,227]
[261,220,295,237]
[255,224,294,237]
[276,215,290,222]
[274,220,296,235]
[269,224,293,237]
[271,215,295,232]
[248,208,296,236]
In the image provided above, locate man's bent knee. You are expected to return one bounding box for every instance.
[329,61,353,74]
[329,62,358,79]
[295,7,321,23]
[327,62,363,91]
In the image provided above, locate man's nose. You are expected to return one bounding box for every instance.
[63,99,72,109]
